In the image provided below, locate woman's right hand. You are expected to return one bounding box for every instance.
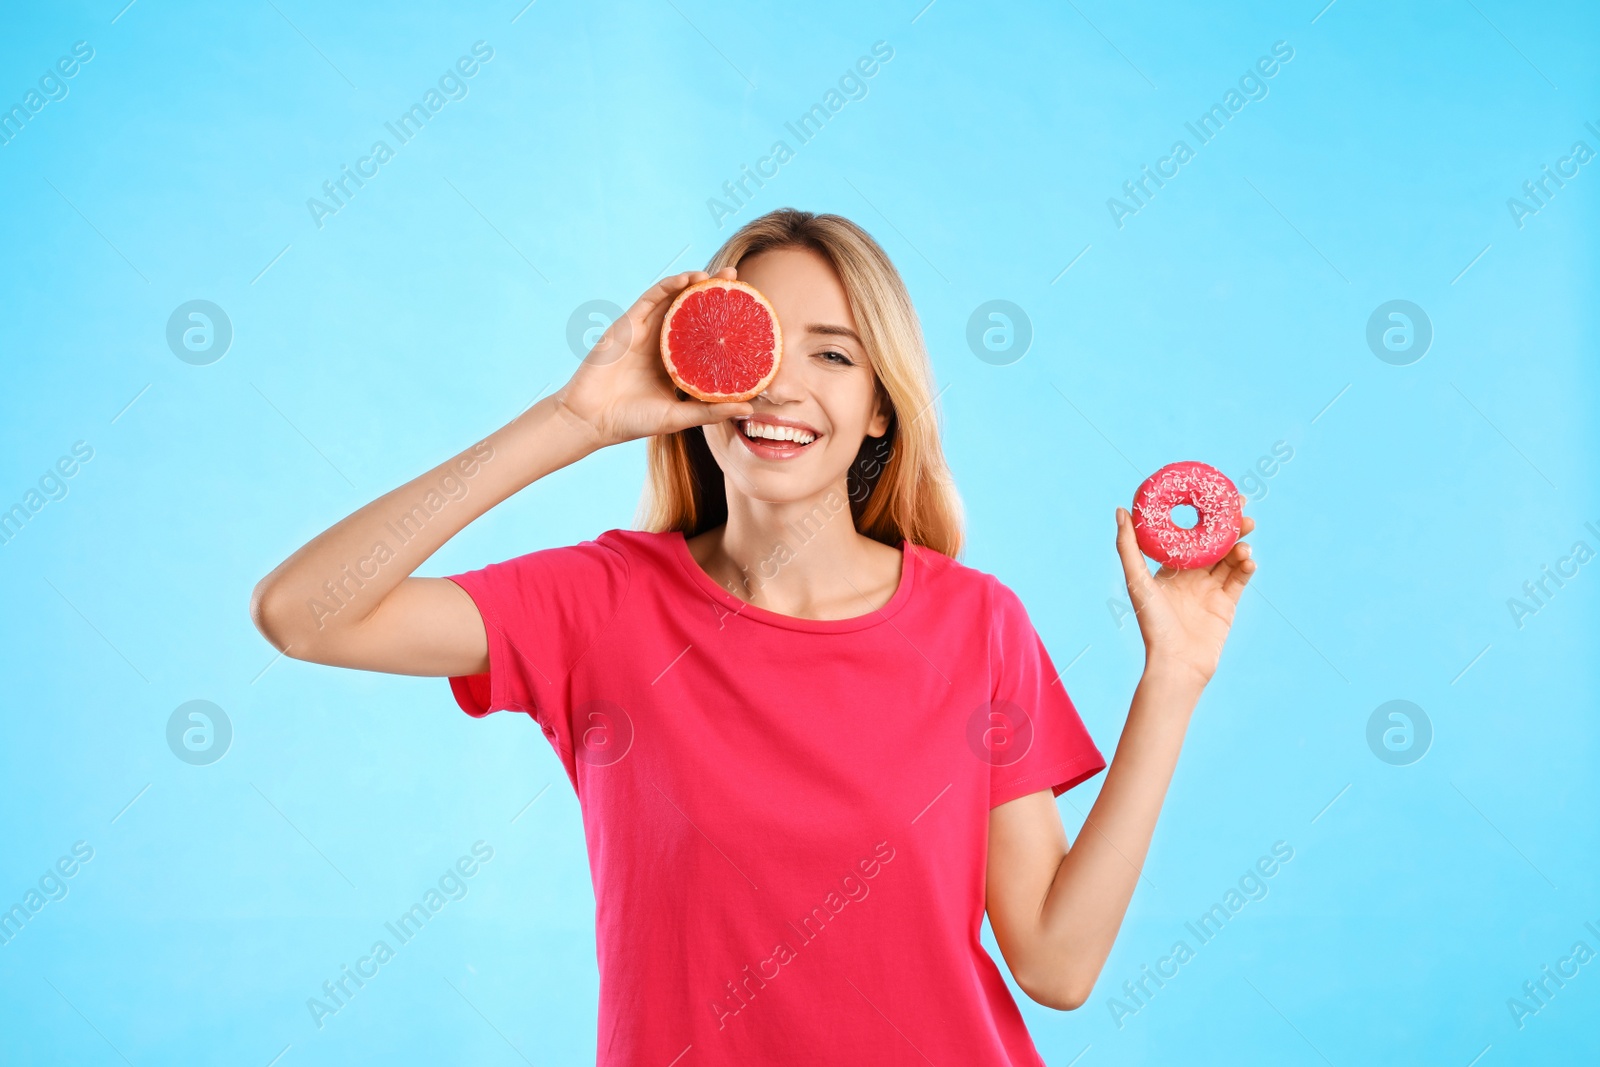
[552,268,755,449]
[252,271,756,677]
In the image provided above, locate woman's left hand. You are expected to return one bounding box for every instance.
[1114,499,1256,688]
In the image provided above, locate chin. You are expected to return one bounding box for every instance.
[728,470,840,505]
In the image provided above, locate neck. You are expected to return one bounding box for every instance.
[714,481,865,604]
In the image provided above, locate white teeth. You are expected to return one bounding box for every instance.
[742,421,816,445]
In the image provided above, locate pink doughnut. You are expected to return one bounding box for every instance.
[1131,461,1242,569]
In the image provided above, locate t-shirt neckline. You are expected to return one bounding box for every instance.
[666,528,918,634]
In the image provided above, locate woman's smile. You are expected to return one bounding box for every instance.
[733,413,824,461]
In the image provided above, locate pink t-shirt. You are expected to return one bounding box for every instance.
[446,528,1106,1065]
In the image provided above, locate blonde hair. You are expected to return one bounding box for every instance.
[635,209,964,558]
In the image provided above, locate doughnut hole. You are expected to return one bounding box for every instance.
[1169,504,1199,529]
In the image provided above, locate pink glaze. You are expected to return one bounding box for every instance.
[1132,461,1242,569]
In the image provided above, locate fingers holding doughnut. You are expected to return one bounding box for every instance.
[1115,507,1158,603]
[1216,507,1256,598]
[1208,540,1249,588]
[1115,507,1143,570]
[1222,559,1255,599]
[1209,537,1251,574]
[1216,543,1256,599]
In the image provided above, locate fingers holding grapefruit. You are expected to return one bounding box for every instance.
[660,278,783,403]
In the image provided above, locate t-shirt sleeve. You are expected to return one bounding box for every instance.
[443,533,631,756]
[984,575,1107,809]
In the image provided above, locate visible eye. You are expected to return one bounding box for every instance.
[817,349,855,366]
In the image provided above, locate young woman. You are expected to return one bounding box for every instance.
[251,209,1256,1065]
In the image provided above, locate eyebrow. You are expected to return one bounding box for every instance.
[805,323,861,343]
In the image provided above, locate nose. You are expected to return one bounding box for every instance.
[754,330,806,404]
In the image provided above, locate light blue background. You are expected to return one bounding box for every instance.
[2,0,1596,1063]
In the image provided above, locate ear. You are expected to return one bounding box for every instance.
[867,383,892,438]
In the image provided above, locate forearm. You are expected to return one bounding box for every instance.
[1031,662,1203,1003]
[250,394,596,648]
[995,504,1255,1009]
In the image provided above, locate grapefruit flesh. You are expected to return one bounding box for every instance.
[660,279,782,402]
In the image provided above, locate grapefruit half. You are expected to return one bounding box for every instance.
[660,278,782,402]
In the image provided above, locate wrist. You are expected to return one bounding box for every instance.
[541,390,609,458]
[1138,654,1210,700]
[484,394,603,494]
